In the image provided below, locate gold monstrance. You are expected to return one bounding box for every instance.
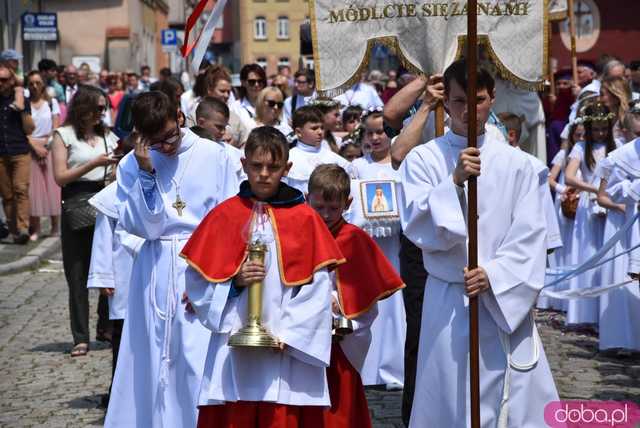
[228,238,280,348]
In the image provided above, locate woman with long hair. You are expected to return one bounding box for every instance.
[26,70,61,240]
[254,86,292,137]
[600,76,632,143]
[564,103,619,330]
[51,85,119,357]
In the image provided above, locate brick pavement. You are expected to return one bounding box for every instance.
[0,261,638,427]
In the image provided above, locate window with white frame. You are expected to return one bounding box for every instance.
[255,16,267,40]
[256,57,268,69]
[277,16,289,39]
[278,57,290,68]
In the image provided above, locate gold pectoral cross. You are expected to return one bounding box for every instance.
[172,194,186,216]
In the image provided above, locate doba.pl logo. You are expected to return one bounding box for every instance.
[545,401,640,427]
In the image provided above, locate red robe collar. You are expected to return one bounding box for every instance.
[180,196,345,286]
[331,220,405,319]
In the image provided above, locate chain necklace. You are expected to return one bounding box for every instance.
[155,137,198,217]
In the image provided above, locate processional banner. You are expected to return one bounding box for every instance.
[309,0,550,93]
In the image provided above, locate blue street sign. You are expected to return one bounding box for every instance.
[22,12,58,42]
[161,29,178,46]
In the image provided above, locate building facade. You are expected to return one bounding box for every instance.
[2,0,170,74]
[236,0,309,75]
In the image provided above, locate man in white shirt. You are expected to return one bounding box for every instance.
[283,69,317,125]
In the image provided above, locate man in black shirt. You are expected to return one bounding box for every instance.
[0,61,35,244]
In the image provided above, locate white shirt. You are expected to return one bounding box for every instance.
[334,83,383,110]
[30,98,60,138]
[286,141,352,193]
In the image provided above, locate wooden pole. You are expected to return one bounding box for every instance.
[466,1,481,428]
[435,103,445,137]
[567,0,578,85]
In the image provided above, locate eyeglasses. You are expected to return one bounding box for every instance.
[247,79,265,87]
[28,81,43,87]
[146,126,181,150]
[265,100,284,109]
[0,77,10,83]
[95,105,107,114]
[295,79,308,85]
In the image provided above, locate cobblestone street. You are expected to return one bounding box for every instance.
[0,257,639,427]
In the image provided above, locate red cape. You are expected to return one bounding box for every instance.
[333,221,405,319]
[180,196,345,286]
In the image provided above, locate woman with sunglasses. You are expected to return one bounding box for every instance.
[51,85,119,357]
[254,86,292,137]
[230,63,266,130]
[26,70,61,241]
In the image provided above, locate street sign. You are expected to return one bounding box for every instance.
[161,29,178,52]
[22,12,58,42]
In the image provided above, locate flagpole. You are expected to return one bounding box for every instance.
[466,1,481,428]
[567,0,578,85]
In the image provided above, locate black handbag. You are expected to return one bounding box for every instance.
[61,136,109,231]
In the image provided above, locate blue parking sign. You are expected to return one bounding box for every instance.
[161,29,178,46]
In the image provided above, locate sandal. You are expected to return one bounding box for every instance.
[71,343,89,357]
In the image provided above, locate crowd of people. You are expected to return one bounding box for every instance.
[1,44,639,427]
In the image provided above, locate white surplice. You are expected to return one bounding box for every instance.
[350,155,406,386]
[331,283,378,374]
[400,129,560,428]
[186,214,334,406]
[105,128,239,428]
[596,140,640,351]
[87,182,144,320]
[286,141,351,193]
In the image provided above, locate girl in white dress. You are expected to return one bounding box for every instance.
[350,110,406,389]
[547,122,584,311]
[564,103,619,328]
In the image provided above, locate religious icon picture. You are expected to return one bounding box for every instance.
[360,180,399,219]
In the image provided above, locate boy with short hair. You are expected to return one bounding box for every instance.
[194,96,245,181]
[286,105,351,193]
[306,164,404,427]
[181,126,345,427]
[105,91,238,428]
[400,59,560,427]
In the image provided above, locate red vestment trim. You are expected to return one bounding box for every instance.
[180,196,345,286]
[332,221,405,319]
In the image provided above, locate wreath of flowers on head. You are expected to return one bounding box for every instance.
[361,106,384,120]
[580,102,615,124]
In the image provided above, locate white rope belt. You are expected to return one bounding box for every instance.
[149,233,191,388]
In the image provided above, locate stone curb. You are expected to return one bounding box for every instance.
[0,237,61,276]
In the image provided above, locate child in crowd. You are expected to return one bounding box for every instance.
[193,96,245,182]
[306,164,404,427]
[311,98,343,153]
[286,106,351,193]
[87,135,143,407]
[350,108,407,389]
[565,102,619,329]
[181,126,345,427]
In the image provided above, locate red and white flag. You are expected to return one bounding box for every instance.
[181,0,229,73]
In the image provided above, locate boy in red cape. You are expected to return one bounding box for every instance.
[180,126,345,428]
[306,164,405,428]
